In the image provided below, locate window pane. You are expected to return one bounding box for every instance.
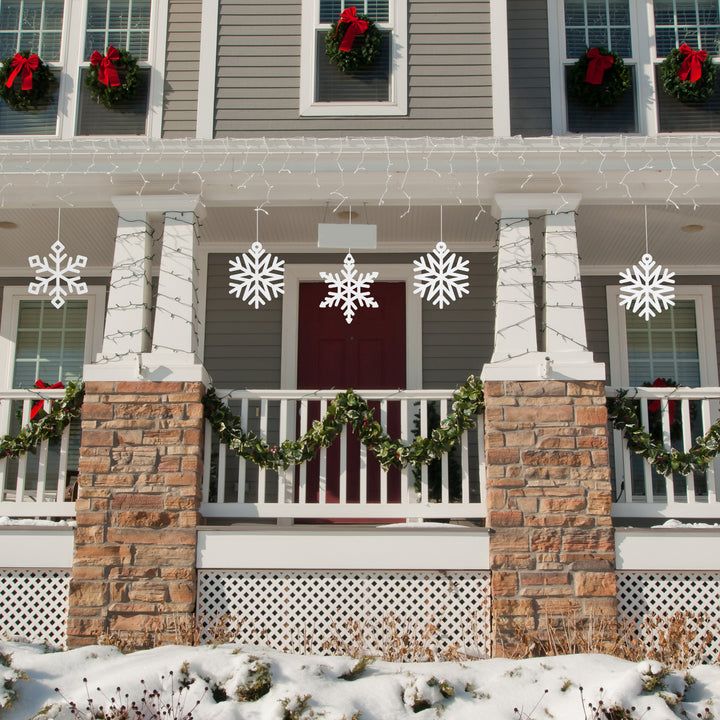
[588,26,610,46]
[0,67,59,134]
[566,0,587,24]
[700,24,720,49]
[676,0,699,25]
[21,2,43,31]
[655,27,677,54]
[108,0,130,27]
[609,0,630,24]
[610,26,632,54]
[0,4,20,30]
[677,24,700,43]
[0,0,63,61]
[565,0,631,57]
[566,28,588,57]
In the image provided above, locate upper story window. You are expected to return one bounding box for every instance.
[300,0,407,116]
[564,0,633,58]
[653,0,720,57]
[0,0,162,138]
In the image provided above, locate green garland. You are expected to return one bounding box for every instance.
[325,14,382,72]
[0,382,85,460]
[203,376,485,472]
[0,52,55,112]
[607,389,720,476]
[659,48,717,103]
[84,48,140,108]
[567,48,631,107]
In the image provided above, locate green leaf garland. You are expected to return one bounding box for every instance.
[203,376,485,472]
[607,389,720,477]
[0,382,85,460]
[659,48,717,103]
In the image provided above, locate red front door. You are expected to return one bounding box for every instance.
[297,282,406,512]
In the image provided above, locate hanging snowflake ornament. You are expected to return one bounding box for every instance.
[319,252,378,324]
[28,240,88,309]
[413,241,470,309]
[229,241,285,309]
[619,253,676,321]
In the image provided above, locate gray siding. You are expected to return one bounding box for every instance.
[162,0,202,138]
[507,0,552,137]
[214,0,493,137]
[203,253,495,389]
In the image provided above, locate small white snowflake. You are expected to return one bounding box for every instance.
[28,240,88,309]
[413,241,470,309]
[319,252,378,324]
[619,253,676,321]
[229,241,285,309]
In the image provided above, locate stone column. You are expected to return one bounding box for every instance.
[484,194,616,657]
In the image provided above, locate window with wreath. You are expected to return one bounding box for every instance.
[300,0,407,116]
[0,0,63,135]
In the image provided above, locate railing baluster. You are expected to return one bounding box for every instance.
[319,399,327,505]
[0,398,8,501]
[36,400,50,504]
[202,420,212,504]
[380,400,388,504]
[278,399,290,505]
[660,396,674,501]
[15,399,31,505]
[298,400,308,505]
[258,399,268,503]
[440,399,449,505]
[55,423,70,503]
[217,441,227,505]
[420,400,429,504]
[400,399,410,508]
[239,399,248,503]
[702,399,718,504]
[339,426,348,505]
[640,399,654,502]
[681,398,695,503]
[475,416,484,505]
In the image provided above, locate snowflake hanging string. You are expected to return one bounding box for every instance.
[413,241,470,308]
[619,253,675,321]
[28,240,88,309]
[228,241,285,309]
[319,252,378,324]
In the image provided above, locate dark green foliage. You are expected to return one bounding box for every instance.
[567,48,631,107]
[325,14,382,72]
[659,48,716,103]
[0,51,55,112]
[84,48,140,108]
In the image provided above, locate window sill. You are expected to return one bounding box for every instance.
[300,101,407,117]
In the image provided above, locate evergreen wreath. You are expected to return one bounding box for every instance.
[567,47,631,107]
[608,388,720,477]
[84,46,140,108]
[0,382,84,460]
[325,11,382,72]
[659,46,717,103]
[203,376,485,472]
[0,51,55,112]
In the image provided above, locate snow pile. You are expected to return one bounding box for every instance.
[1,640,719,720]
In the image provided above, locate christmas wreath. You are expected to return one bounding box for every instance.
[204,376,485,472]
[325,7,382,72]
[0,51,55,112]
[567,47,631,107]
[659,45,717,103]
[84,46,140,108]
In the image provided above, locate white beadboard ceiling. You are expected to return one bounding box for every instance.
[0,203,719,274]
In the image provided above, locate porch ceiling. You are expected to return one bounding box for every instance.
[1,203,719,274]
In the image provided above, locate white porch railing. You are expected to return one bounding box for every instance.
[202,389,486,520]
[0,390,77,518]
[609,386,720,518]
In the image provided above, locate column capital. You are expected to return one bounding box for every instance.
[112,194,205,218]
[492,193,582,218]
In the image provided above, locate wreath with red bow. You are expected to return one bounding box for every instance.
[567,47,631,107]
[659,45,717,103]
[325,7,382,72]
[84,46,140,108]
[0,51,55,112]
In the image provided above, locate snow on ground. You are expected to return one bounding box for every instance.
[2,641,719,719]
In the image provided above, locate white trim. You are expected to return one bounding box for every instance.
[196,0,220,139]
[490,0,511,137]
[146,0,169,139]
[616,527,720,570]
[281,264,422,390]
[59,0,85,140]
[546,0,566,136]
[197,526,490,570]
[0,528,74,568]
[299,0,408,116]
[0,285,106,390]
[606,284,719,387]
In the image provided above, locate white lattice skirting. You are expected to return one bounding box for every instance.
[197,570,491,660]
[617,571,720,662]
[0,569,70,648]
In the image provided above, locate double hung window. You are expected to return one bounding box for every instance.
[300,0,407,115]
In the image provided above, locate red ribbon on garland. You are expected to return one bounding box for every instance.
[30,379,64,420]
[336,7,369,52]
[90,46,121,87]
[677,44,707,83]
[648,377,676,425]
[5,53,39,91]
[584,47,614,85]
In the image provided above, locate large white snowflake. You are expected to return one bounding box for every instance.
[229,241,285,309]
[619,253,676,321]
[413,241,470,309]
[28,240,88,309]
[319,252,378,324]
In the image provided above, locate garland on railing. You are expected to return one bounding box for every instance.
[0,382,85,460]
[202,376,485,472]
[607,389,720,476]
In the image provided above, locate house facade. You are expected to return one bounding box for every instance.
[1,0,720,657]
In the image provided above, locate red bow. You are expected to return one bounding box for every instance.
[90,46,121,87]
[5,53,39,91]
[585,47,614,85]
[648,378,676,425]
[31,379,64,420]
[677,44,707,83]
[337,7,369,52]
